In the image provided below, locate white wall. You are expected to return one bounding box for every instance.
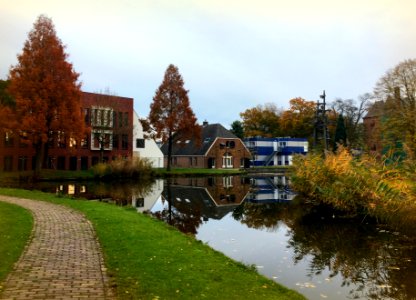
[132,111,164,168]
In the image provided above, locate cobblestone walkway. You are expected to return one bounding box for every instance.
[0,195,115,299]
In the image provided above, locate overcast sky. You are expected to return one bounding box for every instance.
[1,0,415,127]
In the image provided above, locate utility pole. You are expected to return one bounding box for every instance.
[313,90,330,151]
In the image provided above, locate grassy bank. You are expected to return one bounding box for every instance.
[0,201,33,285]
[291,147,416,230]
[0,188,304,300]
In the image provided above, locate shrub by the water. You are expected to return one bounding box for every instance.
[92,157,153,179]
[291,147,416,229]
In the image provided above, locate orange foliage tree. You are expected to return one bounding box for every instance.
[149,64,200,171]
[279,97,316,138]
[240,103,281,137]
[7,15,85,175]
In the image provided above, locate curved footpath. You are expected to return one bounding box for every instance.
[0,195,115,300]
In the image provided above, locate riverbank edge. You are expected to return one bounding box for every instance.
[0,188,306,300]
[0,166,290,183]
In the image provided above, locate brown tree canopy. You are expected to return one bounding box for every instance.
[240,103,281,137]
[279,97,315,138]
[149,64,200,170]
[7,15,85,172]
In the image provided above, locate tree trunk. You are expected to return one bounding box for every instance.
[33,141,44,180]
[167,132,173,171]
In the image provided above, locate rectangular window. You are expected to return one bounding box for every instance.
[104,134,111,149]
[113,134,119,149]
[119,112,123,128]
[81,135,89,149]
[4,156,13,172]
[57,156,65,170]
[136,138,145,148]
[18,156,28,171]
[122,134,128,150]
[194,157,197,166]
[84,108,90,125]
[4,132,14,147]
[113,111,117,128]
[124,112,128,126]
[189,157,193,166]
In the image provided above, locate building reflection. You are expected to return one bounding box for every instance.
[246,176,296,203]
[151,176,250,234]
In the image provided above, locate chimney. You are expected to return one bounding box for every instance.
[203,120,208,127]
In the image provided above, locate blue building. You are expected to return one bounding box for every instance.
[244,137,308,167]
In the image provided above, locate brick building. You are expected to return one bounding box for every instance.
[161,122,251,169]
[0,91,133,171]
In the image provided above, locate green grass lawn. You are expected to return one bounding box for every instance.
[0,188,305,300]
[0,201,33,285]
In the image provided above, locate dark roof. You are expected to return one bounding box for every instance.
[161,123,238,156]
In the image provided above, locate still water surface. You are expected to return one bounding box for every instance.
[12,176,416,300]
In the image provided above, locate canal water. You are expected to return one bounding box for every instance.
[9,176,416,300]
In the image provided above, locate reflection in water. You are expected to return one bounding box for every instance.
[11,176,416,300]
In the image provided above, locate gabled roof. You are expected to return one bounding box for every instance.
[161,123,238,156]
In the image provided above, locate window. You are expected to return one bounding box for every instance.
[118,112,123,127]
[226,140,235,148]
[189,157,193,166]
[93,133,100,148]
[81,135,89,149]
[104,134,111,149]
[4,132,14,147]
[57,156,65,170]
[136,138,145,148]
[222,153,233,168]
[4,156,13,171]
[57,131,66,148]
[18,156,28,171]
[124,112,128,126]
[113,134,119,149]
[83,108,90,125]
[194,157,197,166]
[122,134,128,150]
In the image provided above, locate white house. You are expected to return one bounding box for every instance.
[132,111,164,168]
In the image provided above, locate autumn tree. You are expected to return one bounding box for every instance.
[240,103,281,137]
[0,79,15,130]
[374,59,416,154]
[330,94,371,148]
[149,64,200,171]
[7,15,85,175]
[279,97,315,138]
[230,120,244,139]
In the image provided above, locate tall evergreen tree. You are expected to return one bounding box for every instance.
[149,64,200,171]
[8,15,85,175]
[230,120,244,139]
[334,114,347,151]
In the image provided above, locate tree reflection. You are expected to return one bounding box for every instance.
[232,199,416,299]
[287,209,416,299]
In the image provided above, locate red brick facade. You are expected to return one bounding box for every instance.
[0,91,133,171]
[167,137,251,169]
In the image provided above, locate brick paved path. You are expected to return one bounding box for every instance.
[0,196,115,299]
